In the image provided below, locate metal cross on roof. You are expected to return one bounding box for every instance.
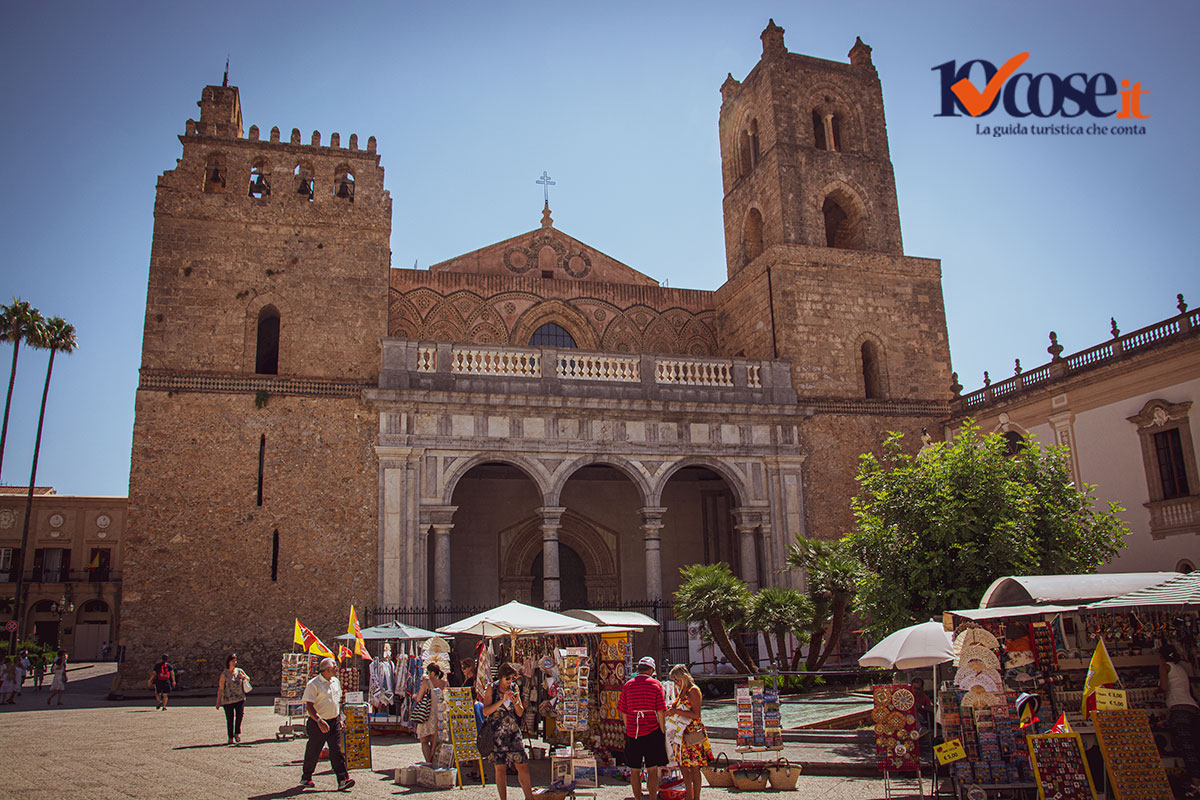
[536,171,556,204]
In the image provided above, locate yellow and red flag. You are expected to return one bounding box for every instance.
[1047,713,1072,734]
[87,552,101,569]
[293,618,335,658]
[347,605,372,661]
[338,644,354,663]
[1081,638,1119,721]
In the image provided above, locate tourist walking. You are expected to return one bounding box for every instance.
[299,656,354,792]
[17,651,30,695]
[216,653,251,744]
[617,656,669,800]
[481,663,534,800]
[1160,644,1200,797]
[32,654,45,690]
[47,651,67,705]
[414,662,449,761]
[1,658,17,704]
[666,665,712,800]
[148,654,175,709]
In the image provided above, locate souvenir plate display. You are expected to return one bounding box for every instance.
[873,684,920,771]
[340,703,372,770]
[1093,710,1171,800]
[1026,733,1098,800]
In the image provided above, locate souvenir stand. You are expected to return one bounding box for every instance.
[335,620,443,735]
[1075,572,1200,794]
[276,652,320,740]
[859,620,955,800]
[439,602,636,786]
[445,686,486,787]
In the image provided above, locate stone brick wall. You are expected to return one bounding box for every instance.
[120,391,377,688]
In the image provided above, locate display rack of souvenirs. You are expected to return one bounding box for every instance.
[1093,709,1172,800]
[872,684,921,772]
[341,703,373,770]
[555,646,590,733]
[735,679,783,750]
[339,663,360,692]
[1027,733,1098,800]
[276,652,320,740]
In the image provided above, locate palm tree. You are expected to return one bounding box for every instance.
[673,562,754,674]
[745,586,813,670]
[0,299,46,481]
[786,534,861,672]
[12,317,77,649]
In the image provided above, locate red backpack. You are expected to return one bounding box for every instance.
[157,662,171,681]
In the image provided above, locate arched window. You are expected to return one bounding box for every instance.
[248,160,271,198]
[738,130,752,176]
[812,110,827,150]
[81,599,109,614]
[1003,431,1026,456]
[203,155,227,193]
[1179,560,1195,574]
[255,306,280,374]
[822,194,864,250]
[749,119,761,165]
[334,166,355,202]
[830,114,843,151]
[861,340,883,399]
[294,163,314,201]
[529,323,576,349]
[743,208,764,265]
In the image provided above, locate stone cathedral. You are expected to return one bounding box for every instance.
[119,22,952,679]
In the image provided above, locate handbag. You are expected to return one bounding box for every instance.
[476,714,496,758]
[239,669,253,694]
[411,693,431,724]
[683,726,707,747]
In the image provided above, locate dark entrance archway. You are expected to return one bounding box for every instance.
[531,543,588,610]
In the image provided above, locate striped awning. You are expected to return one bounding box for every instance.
[1086,572,1200,609]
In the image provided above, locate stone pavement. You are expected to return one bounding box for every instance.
[0,663,917,800]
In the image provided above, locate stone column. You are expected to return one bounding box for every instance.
[732,508,761,591]
[639,507,667,603]
[537,507,565,609]
[375,446,422,607]
[823,113,836,151]
[422,506,458,608]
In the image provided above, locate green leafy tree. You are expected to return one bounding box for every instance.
[0,298,45,480]
[673,562,754,674]
[843,421,1129,636]
[745,586,812,670]
[785,535,862,671]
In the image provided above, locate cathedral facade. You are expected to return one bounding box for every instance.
[119,23,952,680]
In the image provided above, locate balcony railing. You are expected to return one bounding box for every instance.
[386,340,797,404]
[1148,495,1200,538]
[957,309,1198,411]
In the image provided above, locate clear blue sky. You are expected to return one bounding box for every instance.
[1,1,1196,496]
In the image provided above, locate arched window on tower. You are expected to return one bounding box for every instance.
[861,340,883,399]
[529,323,576,349]
[294,163,314,202]
[203,155,227,193]
[822,194,864,250]
[743,208,764,266]
[749,119,761,165]
[738,129,752,176]
[812,110,827,150]
[248,160,271,198]
[830,114,843,151]
[256,306,280,375]
[334,166,355,203]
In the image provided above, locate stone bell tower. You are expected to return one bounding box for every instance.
[714,21,951,403]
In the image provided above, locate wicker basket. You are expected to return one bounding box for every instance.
[731,767,769,792]
[767,757,802,790]
[701,753,734,788]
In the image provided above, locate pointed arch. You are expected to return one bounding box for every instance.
[743,207,765,266]
[242,293,293,374]
[815,180,871,251]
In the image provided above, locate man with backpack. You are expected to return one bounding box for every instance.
[147,654,176,710]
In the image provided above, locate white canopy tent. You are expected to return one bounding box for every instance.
[858,621,954,670]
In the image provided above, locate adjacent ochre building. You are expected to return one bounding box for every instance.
[947,304,1200,575]
[0,488,125,659]
[117,23,955,682]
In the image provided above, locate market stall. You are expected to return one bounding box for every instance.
[335,620,442,734]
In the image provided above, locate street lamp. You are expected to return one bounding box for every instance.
[49,595,74,650]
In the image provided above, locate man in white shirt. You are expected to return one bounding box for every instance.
[300,657,355,791]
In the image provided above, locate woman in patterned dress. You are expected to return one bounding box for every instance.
[666,665,712,800]
[481,663,534,800]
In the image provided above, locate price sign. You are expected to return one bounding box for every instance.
[1095,688,1127,710]
[935,738,967,765]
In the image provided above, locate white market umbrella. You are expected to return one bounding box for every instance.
[858,620,954,670]
[437,600,595,639]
